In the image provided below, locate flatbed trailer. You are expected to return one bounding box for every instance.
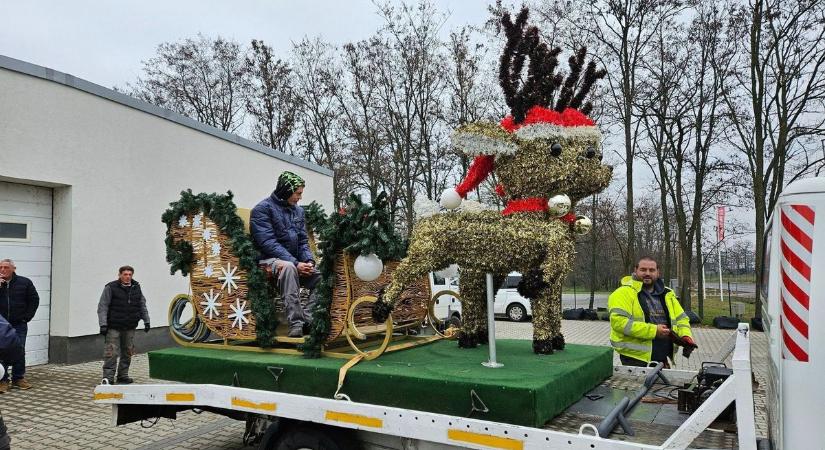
[93,324,758,450]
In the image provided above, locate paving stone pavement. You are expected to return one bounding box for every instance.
[2,320,767,449]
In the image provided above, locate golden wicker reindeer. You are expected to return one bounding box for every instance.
[162,191,439,360]
[372,8,612,354]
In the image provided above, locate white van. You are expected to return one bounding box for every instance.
[429,272,461,327]
[494,272,533,321]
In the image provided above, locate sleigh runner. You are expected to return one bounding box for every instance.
[162,190,453,360]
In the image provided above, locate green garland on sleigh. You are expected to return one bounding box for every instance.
[161,190,276,347]
[303,192,406,358]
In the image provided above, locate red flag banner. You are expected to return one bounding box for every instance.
[717,206,726,242]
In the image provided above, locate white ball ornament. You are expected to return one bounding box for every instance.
[574,216,593,235]
[354,253,384,281]
[547,194,572,217]
[439,188,462,210]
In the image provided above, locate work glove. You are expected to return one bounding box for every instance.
[100,326,108,336]
[144,323,150,333]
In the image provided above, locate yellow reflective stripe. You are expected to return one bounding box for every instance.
[231,397,277,412]
[676,323,690,329]
[623,319,634,336]
[610,339,649,352]
[447,430,523,450]
[93,392,123,401]
[609,308,632,318]
[674,312,688,322]
[325,411,383,428]
[166,393,195,402]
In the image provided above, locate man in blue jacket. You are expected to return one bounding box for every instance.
[251,171,320,338]
[0,314,23,449]
[0,259,39,392]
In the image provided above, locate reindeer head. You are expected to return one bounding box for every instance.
[442,7,612,212]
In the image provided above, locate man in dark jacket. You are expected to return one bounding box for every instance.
[0,314,23,449]
[0,258,39,392]
[97,265,150,385]
[250,171,320,338]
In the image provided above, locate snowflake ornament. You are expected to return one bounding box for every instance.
[210,242,221,256]
[219,263,240,294]
[202,228,213,241]
[178,215,189,227]
[200,289,222,319]
[204,264,215,278]
[192,213,203,228]
[228,299,251,330]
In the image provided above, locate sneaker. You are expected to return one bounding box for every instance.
[100,378,115,385]
[116,377,134,385]
[12,379,32,390]
[287,326,304,338]
[0,381,8,394]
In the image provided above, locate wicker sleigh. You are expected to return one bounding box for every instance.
[167,207,446,359]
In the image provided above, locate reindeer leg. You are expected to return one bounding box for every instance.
[548,279,565,350]
[456,270,486,348]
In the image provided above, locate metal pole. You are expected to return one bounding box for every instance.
[482,273,503,368]
[702,262,707,300]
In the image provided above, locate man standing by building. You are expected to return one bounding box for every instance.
[0,258,39,392]
[97,265,150,385]
[608,256,695,367]
[0,313,23,448]
[250,171,320,338]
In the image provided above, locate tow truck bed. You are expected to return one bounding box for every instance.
[94,326,756,449]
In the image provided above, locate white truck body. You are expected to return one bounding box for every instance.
[762,177,825,450]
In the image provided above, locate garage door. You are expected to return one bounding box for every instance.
[0,181,51,366]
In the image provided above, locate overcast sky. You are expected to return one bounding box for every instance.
[0,0,492,89]
[0,0,755,245]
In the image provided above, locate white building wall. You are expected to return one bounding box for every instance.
[0,64,334,339]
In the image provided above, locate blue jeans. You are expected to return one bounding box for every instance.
[1,322,26,381]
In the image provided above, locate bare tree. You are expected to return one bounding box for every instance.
[129,34,249,133]
[291,37,348,207]
[337,39,387,201]
[723,0,825,317]
[373,1,450,233]
[636,0,740,312]
[246,39,297,153]
[584,0,684,272]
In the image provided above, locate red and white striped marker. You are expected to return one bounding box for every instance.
[780,204,816,362]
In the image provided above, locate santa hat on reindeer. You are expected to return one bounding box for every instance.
[440,8,605,234]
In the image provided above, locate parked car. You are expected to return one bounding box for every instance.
[494,272,532,321]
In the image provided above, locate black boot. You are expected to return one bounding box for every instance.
[476,329,489,345]
[532,339,554,355]
[371,288,393,323]
[458,331,478,348]
[551,335,565,350]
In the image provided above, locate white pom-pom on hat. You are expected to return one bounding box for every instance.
[439,188,462,210]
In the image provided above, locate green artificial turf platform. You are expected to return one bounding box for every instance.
[149,339,612,427]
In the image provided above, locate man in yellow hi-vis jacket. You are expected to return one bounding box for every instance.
[608,256,695,367]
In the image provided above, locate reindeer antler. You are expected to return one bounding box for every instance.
[499,8,565,123]
[554,47,607,115]
[499,8,606,121]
